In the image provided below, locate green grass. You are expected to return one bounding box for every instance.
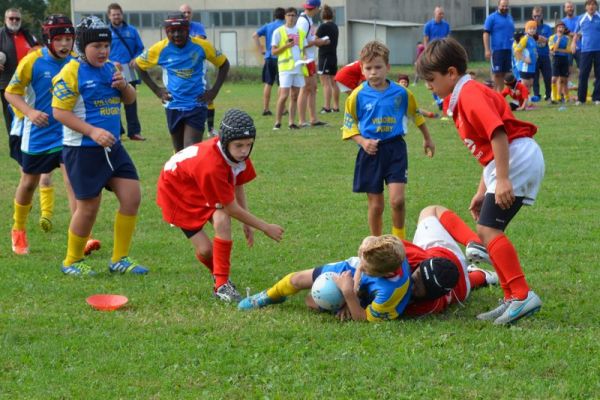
[1,75,599,399]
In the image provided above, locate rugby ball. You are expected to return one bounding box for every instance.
[0,52,6,65]
[311,272,345,311]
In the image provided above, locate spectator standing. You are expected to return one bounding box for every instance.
[423,6,451,48]
[0,8,39,135]
[531,7,553,102]
[562,1,581,81]
[253,7,285,116]
[483,0,515,91]
[316,4,339,113]
[107,3,146,141]
[296,0,328,127]
[572,0,600,105]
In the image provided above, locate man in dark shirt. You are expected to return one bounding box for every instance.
[316,5,339,113]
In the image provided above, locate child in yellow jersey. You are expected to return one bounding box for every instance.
[342,41,435,241]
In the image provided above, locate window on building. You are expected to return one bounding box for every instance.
[247,10,259,26]
[260,10,271,25]
[234,11,246,26]
[141,12,153,28]
[154,12,166,28]
[128,13,140,27]
[222,11,233,26]
[576,4,586,15]
[523,6,534,20]
[549,5,561,20]
[334,7,345,26]
[472,7,485,25]
[210,12,221,27]
[510,7,522,22]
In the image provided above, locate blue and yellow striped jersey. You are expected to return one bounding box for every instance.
[6,48,73,154]
[342,80,425,141]
[136,37,227,110]
[319,256,412,322]
[52,58,123,147]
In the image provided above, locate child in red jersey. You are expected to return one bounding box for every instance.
[501,73,529,111]
[334,60,365,94]
[417,38,545,325]
[157,109,284,302]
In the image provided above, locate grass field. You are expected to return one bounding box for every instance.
[1,68,599,399]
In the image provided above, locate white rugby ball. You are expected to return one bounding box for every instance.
[311,272,345,311]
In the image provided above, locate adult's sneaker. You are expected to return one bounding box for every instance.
[238,290,286,310]
[11,229,29,255]
[494,291,542,325]
[62,260,96,276]
[109,256,149,275]
[477,299,509,321]
[214,280,242,303]
[466,241,491,265]
[467,264,498,286]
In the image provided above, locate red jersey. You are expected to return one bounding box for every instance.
[501,81,529,107]
[402,241,469,316]
[156,137,257,230]
[452,80,537,166]
[334,61,365,91]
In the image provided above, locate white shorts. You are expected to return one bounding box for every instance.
[336,81,352,93]
[483,137,545,205]
[279,72,305,89]
[412,216,471,298]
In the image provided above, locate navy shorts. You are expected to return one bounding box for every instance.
[21,151,62,174]
[552,56,570,77]
[318,55,338,75]
[520,71,535,80]
[478,193,524,231]
[491,49,512,74]
[63,141,138,200]
[166,106,207,134]
[9,135,22,165]
[262,58,279,86]
[353,136,408,194]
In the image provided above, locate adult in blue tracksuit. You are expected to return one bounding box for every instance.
[572,0,600,103]
[483,0,515,91]
[562,1,581,71]
[108,3,145,140]
[531,7,553,101]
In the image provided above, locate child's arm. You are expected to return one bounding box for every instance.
[53,109,116,148]
[332,271,367,321]
[136,65,171,103]
[342,91,379,154]
[111,67,136,105]
[349,135,379,155]
[222,200,284,242]
[4,92,48,127]
[418,123,435,157]
[234,185,254,247]
[490,128,515,210]
[469,175,487,220]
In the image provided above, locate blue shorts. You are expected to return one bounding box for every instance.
[312,262,354,281]
[9,134,22,165]
[21,150,62,174]
[353,136,408,193]
[552,56,570,77]
[520,71,535,80]
[166,106,207,134]
[262,58,279,86]
[63,142,138,200]
[491,49,512,73]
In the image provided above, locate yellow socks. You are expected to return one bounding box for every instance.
[112,212,137,263]
[392,226,406,240]
[39,186,54,220]
[12,200,31,230]
[64,229,88,265]
[551,83,559,102]
[266,273,299,300]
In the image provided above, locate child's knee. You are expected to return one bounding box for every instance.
[476,224,502,246]
[212,211,232,237]
[389,195,405,211]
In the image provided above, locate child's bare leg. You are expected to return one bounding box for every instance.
[289,86,300,125]
[170,125,185,152]
[182,123,204,149]
[388,183,406,239]
[367,193,384,236]
[275,87,290,125]
[264,268,314,301]
[15,173,40,207]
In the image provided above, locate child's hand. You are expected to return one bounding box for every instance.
[525,56,531,64]
[27,109,49,127]
[243,224,254,247]
[423,137,435,157]
[198,88,217,104]
[495,178,515,210]
[332,271,354,296]
[264,224,284,242]
[89,127,116,148]
[361,138,379,155]
[469,192,485,220]
[156,88,172,103]
[336,305,352,321]
[111,69,128,91]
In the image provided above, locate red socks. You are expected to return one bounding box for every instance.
[195,252,213,272]
[487,234,529,300]
[439,210,480,245]
[468,270,487,288]
[212,237,232,289]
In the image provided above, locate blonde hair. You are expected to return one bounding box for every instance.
[358,235,406,276]
[359,41,390,65]
[525,20,537,31]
